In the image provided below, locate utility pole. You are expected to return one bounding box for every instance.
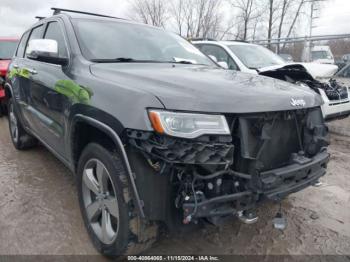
[307,0,325,62]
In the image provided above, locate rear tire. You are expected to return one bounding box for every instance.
[8,98,37,150]
[0,101,7,117]
[0,101,5,117]
[77,143,158,257]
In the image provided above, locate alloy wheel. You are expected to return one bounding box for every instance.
[82,159,120,245]
[9,103,18,143]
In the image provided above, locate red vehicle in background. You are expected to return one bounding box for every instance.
[0,38,19,116]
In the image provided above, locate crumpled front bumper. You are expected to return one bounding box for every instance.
[182,151,330,220]
[260,151,330,201]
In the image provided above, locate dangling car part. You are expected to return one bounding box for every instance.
[259,64,350,120]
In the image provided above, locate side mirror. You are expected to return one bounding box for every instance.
[217,61,229,69]
[26,39,68,66]
[208,55,218,63]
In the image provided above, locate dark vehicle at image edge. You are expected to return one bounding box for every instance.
[0,38,19,116]
[5,8,330,256]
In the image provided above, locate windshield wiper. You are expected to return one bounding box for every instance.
[173,60,193,64]
[91,58,137,63]
[91,58,181,64]
[91,57,208,66]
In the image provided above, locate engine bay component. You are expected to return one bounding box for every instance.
[325,79,349,100]
[127,130,234,165]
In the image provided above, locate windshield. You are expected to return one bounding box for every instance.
[312,51,331,60]
[336,64,350,78]
[0,41,18,59]
[279,54,292,62]
[228,44,285,69]
[72,19,214,66]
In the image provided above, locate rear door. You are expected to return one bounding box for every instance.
[24,20,71,156]
[9,26,44,128]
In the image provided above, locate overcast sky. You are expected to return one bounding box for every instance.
[0,0,349,38]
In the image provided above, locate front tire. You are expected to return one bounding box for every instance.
[77,143,158,257]
[8,98,37,150]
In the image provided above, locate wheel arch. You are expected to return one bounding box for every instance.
[70,114,146,219]
[4,82,13,99]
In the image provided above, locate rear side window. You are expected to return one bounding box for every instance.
[16,32,30,58]
[25,25,44,58]
[44,22,68,58]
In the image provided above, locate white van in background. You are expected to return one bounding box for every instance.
[310,46,335,64]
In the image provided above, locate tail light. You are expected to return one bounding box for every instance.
[0,60,10,99]
[0,60,10,77]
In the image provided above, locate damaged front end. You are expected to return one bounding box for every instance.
[259,64,350,119]
[126,107,329,225]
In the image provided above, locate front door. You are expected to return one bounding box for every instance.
[24,20,71,157]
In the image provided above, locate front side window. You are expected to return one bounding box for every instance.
[228,44,285,69]
[25,25,44,58]
[197,44,238,70]
[44,22,68,58]
[0,40,19,59]
[72,19,214,66]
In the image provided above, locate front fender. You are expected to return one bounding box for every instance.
[70,114,146,219]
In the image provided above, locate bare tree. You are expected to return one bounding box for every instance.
[328,39,350,59]
[129,0,168,27]
[171,0,224,39]
[276,0,293,52]
[251,14,265,40]
[228,0,258,41]
[266,0,281,48]
[170,0,186,36]
[282,0,306,49]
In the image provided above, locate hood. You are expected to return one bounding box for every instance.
[90,63,322,114]
[259,62,338,79]
[299,63,338,78]
[0,60,10,77]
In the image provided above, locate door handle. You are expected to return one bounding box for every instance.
[24,68,37,75]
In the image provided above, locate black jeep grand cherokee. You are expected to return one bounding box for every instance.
[5,8,329,256]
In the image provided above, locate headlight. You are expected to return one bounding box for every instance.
[148,110,230,139]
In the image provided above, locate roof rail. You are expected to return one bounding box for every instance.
[35,16,46,21]
[226,39,249,43]
[51,7,124,20]
[189,37,217,42]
